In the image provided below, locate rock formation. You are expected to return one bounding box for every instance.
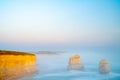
[68,54,84,70]
[99,59,110,74]
[0,50,37,80]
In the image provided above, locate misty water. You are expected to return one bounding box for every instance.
[20,49,120,80]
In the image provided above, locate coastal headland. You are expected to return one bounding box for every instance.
[0,50,37,80]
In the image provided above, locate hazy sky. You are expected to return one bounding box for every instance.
[0,0,120,51]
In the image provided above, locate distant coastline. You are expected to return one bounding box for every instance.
[36,51,65,55]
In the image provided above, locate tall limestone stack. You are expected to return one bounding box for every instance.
[68,54,84,70]
[0,50,37,80]
[99,59,110,74]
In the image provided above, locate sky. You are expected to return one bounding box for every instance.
[0,0,120,51]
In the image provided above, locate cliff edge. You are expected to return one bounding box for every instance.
[0,50,37,80]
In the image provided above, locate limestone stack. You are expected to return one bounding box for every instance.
[68,54,84,70]
[99,59,110,74]
[0,50,37,80]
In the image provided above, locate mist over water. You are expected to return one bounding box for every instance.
[20,49,120,80]
[0,0,120,80]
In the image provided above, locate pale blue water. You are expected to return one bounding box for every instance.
[20,49,120,80]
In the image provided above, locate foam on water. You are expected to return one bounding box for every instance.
[20,51,120,80]
[22,70,120,80]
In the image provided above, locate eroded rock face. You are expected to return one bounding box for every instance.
[0,50,37,80]
[99,59,110,74]
[68,54,84,70]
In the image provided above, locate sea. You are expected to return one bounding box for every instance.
[20,48,120,80]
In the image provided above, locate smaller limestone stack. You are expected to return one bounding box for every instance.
[68,54,84,70]
[99,59,110,74]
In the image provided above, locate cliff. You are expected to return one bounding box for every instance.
[0,50,37,80]
[99,59,110,74]
[68,54,84,70]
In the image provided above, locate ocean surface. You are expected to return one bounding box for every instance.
[20,49,120,80]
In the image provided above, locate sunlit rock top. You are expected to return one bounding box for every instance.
[99,59,110,74]
[68,54,84,70]
[0,50,35,55]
